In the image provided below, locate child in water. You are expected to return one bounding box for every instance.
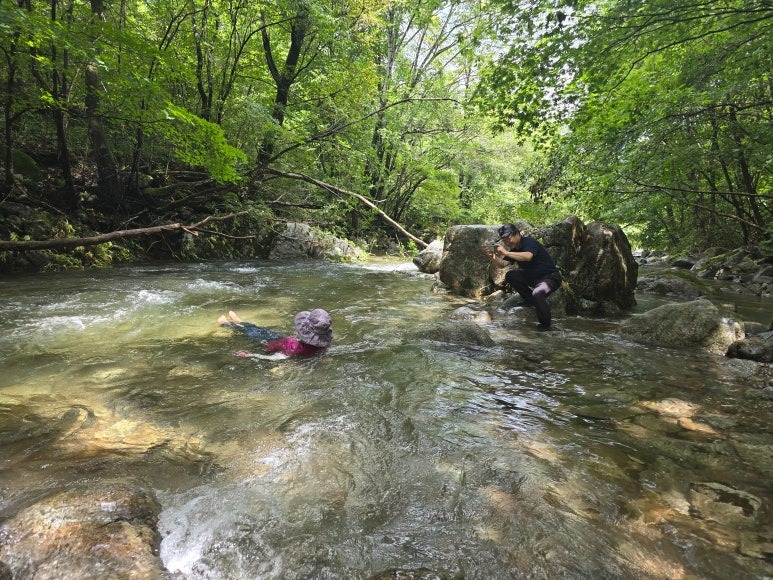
[218,309,332,359]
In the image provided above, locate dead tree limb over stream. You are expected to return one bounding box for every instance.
[262,168,428,249]
[1,170,429,253]
[0,212,252,252]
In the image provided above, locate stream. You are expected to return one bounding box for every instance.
[0,258,771,579]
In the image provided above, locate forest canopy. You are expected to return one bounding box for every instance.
[1,0,770,263]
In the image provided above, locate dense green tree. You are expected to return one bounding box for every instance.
[350,0,495,237]
[3,0,770,259]
[479,0,772,249]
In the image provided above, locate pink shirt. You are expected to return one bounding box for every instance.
[264,337,326,357]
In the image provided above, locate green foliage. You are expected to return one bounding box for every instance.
[4,0,769,264]
[478,0,772,250]
[159,104,247,183]
[455,129,569,227]
[38,221,120,270]
[406,169,463,235]
[43,242,116,271]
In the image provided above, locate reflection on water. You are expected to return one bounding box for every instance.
[0,259,771,579]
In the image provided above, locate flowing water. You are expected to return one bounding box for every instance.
[0,259,771,579]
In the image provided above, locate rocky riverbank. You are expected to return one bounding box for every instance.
[413,218,773,365]
[636,246,773,298]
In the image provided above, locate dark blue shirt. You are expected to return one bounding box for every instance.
[505,236,560,283]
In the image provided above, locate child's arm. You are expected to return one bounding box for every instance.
[235,350,288,361]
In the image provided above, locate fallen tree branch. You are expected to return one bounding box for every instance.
[0,211,252,252]
[262,168,429,249]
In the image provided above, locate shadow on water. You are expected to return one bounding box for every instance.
[0,259,771,579]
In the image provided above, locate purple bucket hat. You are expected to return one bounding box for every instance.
[294,309,333,347]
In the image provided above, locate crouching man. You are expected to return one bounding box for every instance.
[484,223,562,329]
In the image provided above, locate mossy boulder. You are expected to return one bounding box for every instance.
[619,298,744,354]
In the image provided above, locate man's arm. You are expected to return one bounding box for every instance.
[496,247,534,263]
[483,243,510,267]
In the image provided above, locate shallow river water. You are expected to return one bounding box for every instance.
[0,259,771,579]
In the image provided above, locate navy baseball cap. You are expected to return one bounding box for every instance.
[495,224,519,242]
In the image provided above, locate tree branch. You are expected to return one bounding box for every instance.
[262,168,428,248]
[0,211,252,252]
[264,97,461,164]
[620,181,768,231]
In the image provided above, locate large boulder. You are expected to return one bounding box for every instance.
[636,274,705,299]
[582,221,638,310]
[618,298,744,354]
[437,216,638,314]
[538,218,638,313]
[412,239,444,274]
[438,225,502,298]
[0,480,167,579]
[269,222,363,261]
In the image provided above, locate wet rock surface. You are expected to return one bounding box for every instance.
[636,274,706,298]
[727,335,773,363]
[637,246,773,297]
[368,568,450,580]
[0,480,170,579]
[269,222,363,261]
[437,224,497,298]
[414,320,495,346]
[618,298,743,354]
[437,216,638,314]
[412,239,444,274]
[449,305,493,324]
[688,482,763,528]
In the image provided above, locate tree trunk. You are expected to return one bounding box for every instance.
[2,56,16,194]
[51,0,77,209]
[709,113,749,244]
[728,106,763,232]
[192,0,213,121]
[365,7,399,201]
[86,0,121,209]
[2,8,21,194]
[258,7,310,165]
[263,168,428,248]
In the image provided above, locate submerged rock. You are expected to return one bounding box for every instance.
[368,568,450,580]
[726,335,773,363]
[688,482,763,528]
[0,480,168,579]
[414,320,495,346]
[449,306,492,324]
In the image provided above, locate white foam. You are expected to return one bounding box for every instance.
[344,261,419,273]
[186,279,241,292]
[232,266,262,273]
[32,314,109,333]
[130,289,180,306]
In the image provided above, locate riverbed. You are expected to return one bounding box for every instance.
[0,259,771,578]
